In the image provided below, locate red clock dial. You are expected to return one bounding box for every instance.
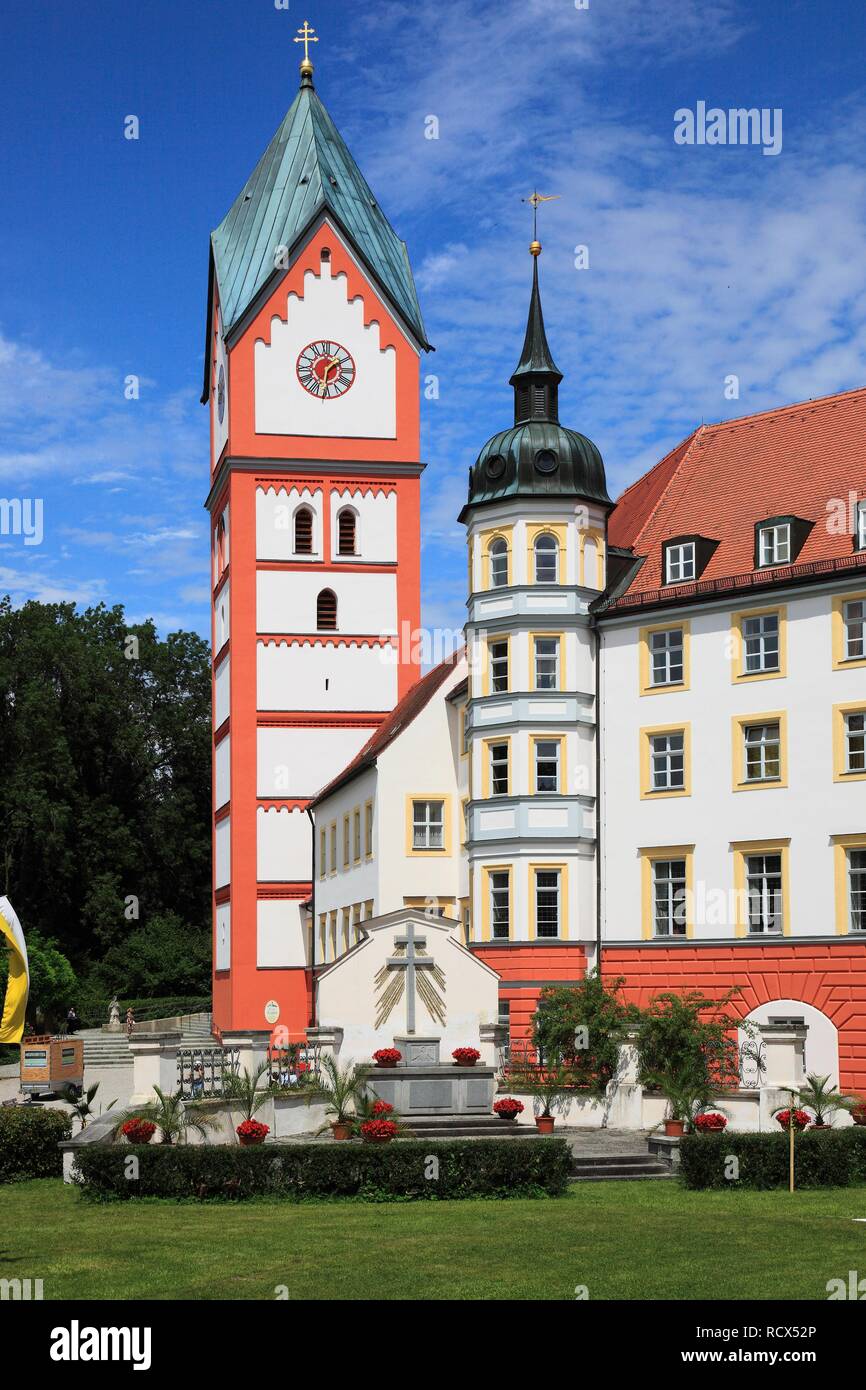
[296,340,356,399]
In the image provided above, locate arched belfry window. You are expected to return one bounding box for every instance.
[337,508,357,556]
[534,532,558,584]
[294,506,313,555]
[489,537,508,588]
[317,589,337,631]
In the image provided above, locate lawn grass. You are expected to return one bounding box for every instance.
[2,1178,865,1300]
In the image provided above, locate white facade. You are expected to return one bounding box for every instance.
[257,569,397,636]
[599,576,866,943]
[257,725,377,801]
[311,656,468,964]
[257,639,397,713]
[254,256,398,438]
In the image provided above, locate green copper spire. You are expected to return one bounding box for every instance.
[509,254,563,424]
[208,57,428,348]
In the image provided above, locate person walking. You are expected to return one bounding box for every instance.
[66,1006,79,1035]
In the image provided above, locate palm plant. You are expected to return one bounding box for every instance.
[796,1073,859,1127]
[117,1085,220,1145]
[223,1061,271,1123]
[60,1082,115,1132]
[308,1055,370,1126]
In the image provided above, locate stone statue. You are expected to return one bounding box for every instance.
[103,994,123,1034]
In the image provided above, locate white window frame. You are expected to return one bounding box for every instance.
[412,799,444,851]
[743,722,782,782]
[758,523,791,567]
[535,868,561,939]
[856,500,866,552]
[745,853,783,933]
[665,542,696,584]
[844,711,866,774]
[533,533,558,584]
[649,627,684,686]
[490,871,510,939]
[489,742,509,797]
[534,635,560,690]
[649,731,685,791]
[652,859,687,937]
[489,539,508,589]
[843,599,865,661]
[742,612,780,673]
[849,849,866,932]
[489,640,509,693]
[534,739,561,793]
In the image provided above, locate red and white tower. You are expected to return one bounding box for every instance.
[203,30,429,1036]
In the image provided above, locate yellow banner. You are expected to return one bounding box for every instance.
[0,897,29,1043]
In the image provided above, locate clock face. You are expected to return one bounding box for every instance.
[296,340,356,399]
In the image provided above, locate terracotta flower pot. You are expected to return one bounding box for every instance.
[663,1119,685,1138]
[363,1133,394,1143]
[331,1121,352,1141]
[535,1114,555,1135]
[238,1133,266,1147]
[375,1061,397,1068]
[497,1112,518,1122]
[455,1059,477,1067]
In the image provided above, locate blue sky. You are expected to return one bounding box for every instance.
[1,0,864,638]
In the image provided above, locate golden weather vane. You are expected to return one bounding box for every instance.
[294,20,319,74]
[521,190,560,256]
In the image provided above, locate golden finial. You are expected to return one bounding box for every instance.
[522,190,560,255]
[294,20,319,77]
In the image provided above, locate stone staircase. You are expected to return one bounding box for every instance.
[407,1114,539,1140]
[568,1152,674,1182]
[403,1116,675,1180]
[79,1013,215,1069]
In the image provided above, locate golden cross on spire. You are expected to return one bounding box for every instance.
[294,20,319,74]
[522,190,560,256]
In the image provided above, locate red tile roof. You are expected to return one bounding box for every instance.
[310,647,465,806]
[604,386,866,610]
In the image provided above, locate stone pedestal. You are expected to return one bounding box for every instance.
[368,1063,496,1115]
[128,1030,183,1105]
[393,1035,440,1065]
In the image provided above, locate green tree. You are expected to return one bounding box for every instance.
[636,989,746,1120]
[0,929,77,1030]
[96,912,210,997]
[0,597,211,994]
[531,972,633,1097]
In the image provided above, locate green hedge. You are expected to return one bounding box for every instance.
[0,1107,72,1183]
[73,1137,571,1202]
[75,995,211,1029]
[680,1128,866,1190]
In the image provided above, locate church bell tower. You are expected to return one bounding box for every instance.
[204,24,429,1038]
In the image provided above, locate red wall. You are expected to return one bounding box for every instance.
[472,944,589,1047]
[603,942,866,1093]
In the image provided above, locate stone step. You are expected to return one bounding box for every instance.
[569,1171,674,1182]
[569,1157,673,1181]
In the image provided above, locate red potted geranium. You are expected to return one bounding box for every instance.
[237,1119,269,1146]
[852,1103,866,1127]
[775,1108,810,1132]
[452,1047,481,1068]
[493,1098,524,1122]
[693,1112,727,1133]
[121,1118,156,1145]
[372,1048,402,1068]
[360,1118,398,1143]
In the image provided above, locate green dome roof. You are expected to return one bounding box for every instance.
[461,420,610,517]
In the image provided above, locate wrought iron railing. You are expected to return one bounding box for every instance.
[267,1041,322,1090]
[176,1046,240,1099]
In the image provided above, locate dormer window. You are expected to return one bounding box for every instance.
[758,522,790,567]
[856,499,866,552]
[664,541,696,584]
